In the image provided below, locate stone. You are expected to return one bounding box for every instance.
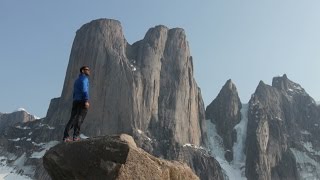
[43,134,199,180]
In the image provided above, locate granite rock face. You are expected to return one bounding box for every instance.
[205,79,242,162]
[43,134,199,180]
[40,19,222,179]
[45,19,204,148]
[245,74,320,180]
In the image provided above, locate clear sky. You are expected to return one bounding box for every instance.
[1,1,320,117]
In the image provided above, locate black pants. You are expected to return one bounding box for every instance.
[63,101,88,139]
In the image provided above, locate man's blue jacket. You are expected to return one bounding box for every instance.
[73,74,89,102]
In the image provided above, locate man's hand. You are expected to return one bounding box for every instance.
[85,101,90,109]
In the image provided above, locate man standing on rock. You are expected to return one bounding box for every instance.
[63,66,90,142]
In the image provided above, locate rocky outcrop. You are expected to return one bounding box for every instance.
[246,74,320,180]
[43,134,199,180]
[205,79,242,162]
[0,18,224,180]
[37,18,222,179]
[44,19,204,149]
[176,145,225,180]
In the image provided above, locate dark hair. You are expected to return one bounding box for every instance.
[80,66,89,73]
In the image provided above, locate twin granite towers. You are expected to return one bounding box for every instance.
[1,19,320,180]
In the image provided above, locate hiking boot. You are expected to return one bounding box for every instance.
[73,137,81,141]
[63,137,72,142]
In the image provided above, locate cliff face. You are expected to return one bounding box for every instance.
[45,19,203,148]
[41,19,222,179]
[245,74,320,180]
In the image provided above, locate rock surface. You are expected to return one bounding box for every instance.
[246,74,320,180]
[0,18,224,180]
[205,79,242,162]
[39,18,221,179]
[176,145,225,180]
[39,18,207,152]
[43,134,199,180]
[0,110,37,133]
[44,19,203,148]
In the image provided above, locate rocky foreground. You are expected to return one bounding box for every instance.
[43,134,199,180]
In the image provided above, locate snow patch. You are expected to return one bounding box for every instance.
[30,141,59,159]
[274,116,283,121]
[15,108,41,120]
[80,134,89,139]
[233,104,249,170]
[206,104,249,179]
[129,60,137,72]
[206,119,246,179]
[31,142,45,147]
[0,156,32,180]
[15,126,31,130]
[182,143,206,151]
[16,108,28,113]
[301,130,311,135]
[136,129,152,141]
[12,153,34,176]
[8,138,20,142]
[286,84,307,96]
[38,123,55,129]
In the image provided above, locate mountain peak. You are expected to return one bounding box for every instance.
[205,79,241,162]
[272,74,307,96]
[14,108,40,120]
[224,79,235,90]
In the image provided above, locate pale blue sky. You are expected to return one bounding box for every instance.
[1,1,320,117]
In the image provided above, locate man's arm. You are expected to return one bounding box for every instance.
[81,78,90,108]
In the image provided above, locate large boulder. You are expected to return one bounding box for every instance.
[43,134,199,180]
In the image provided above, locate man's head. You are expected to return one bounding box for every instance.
[80,66,90,76]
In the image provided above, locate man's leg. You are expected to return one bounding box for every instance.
[73,102,88,140]
[63,101,79,140]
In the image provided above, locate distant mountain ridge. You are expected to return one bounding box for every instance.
[0,109,38,132]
